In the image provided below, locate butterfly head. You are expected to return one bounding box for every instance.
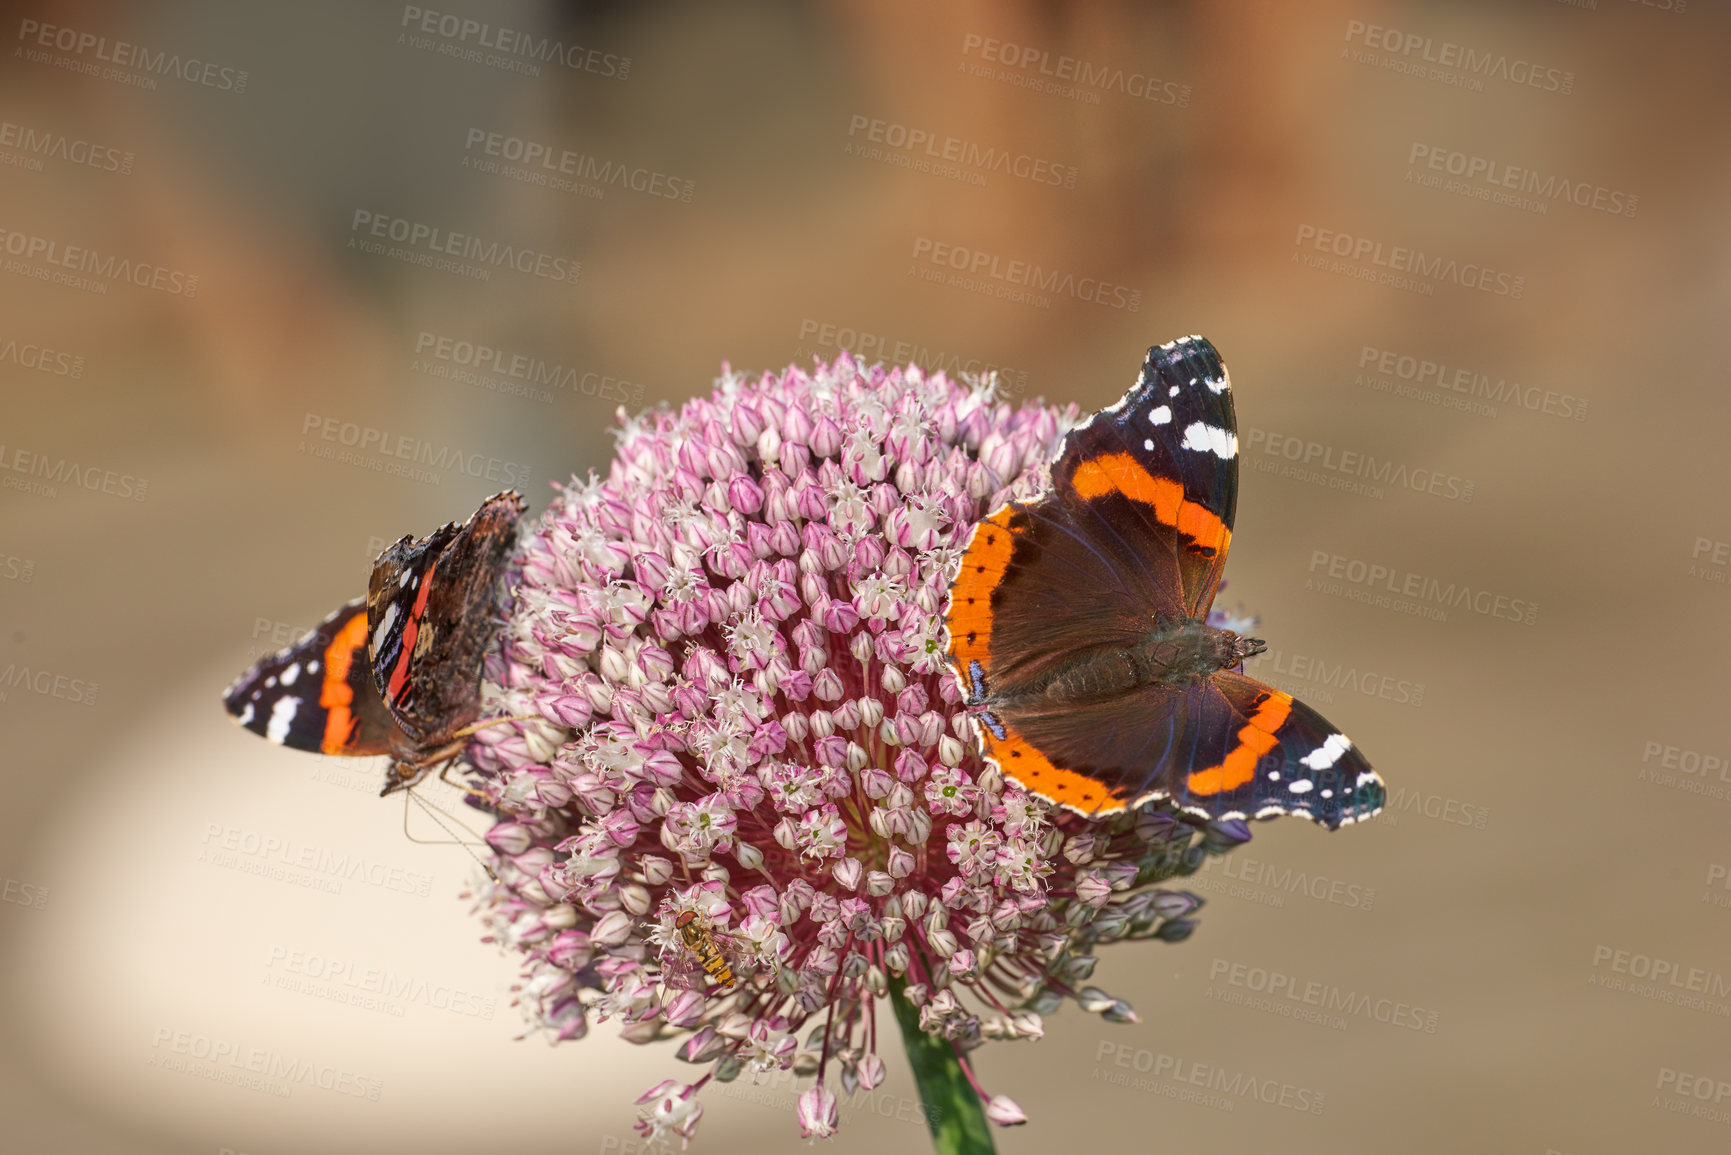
[1225,630,1267,665]
[379,759,436,796]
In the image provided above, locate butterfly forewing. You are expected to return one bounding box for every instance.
[1194,671,1384,828]
[1050,336,1239,620]
[223,599,400,756]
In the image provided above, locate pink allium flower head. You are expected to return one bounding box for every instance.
[465,354,1250,1142]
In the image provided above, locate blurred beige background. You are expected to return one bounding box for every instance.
[2,1,1728,1152]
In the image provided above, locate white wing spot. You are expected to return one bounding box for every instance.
[399,569,414,588]
[373,601,400,655]
[1149,405,1173,426]
[1288,778,1314,794]
[265,696,299,744]
[307,660,319,674]
[1321,789,1335,799]
[1267,770,1281,781]
[1144,439,1155,451]
[1206,374,1230,394]
[280,663,300,686]
[1180,421,1237,459]
[236,703,254,726]
[1168,385,1179,397]
[264,675,276,688]
[1300,733,1352,771]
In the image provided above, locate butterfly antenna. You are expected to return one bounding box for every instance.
[403,785,499,883]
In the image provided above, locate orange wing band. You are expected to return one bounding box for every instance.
[985,728,1129,816]
[1071,452,1230,555]
[319,612,371,754]
[1185,690,1293,796]
[944,507,1022,678]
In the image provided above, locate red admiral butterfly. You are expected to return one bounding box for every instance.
[944,337,1384,829]
[223,491,526,795]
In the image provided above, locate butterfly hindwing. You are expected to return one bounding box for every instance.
[972,682,1194,816]
[971,667,1380,831]
[223,599,401,756]
[1182,671,1384,829]
[366,491,525,744]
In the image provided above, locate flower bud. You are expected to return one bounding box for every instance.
[849,632,874,663]
[485,822,535,856]
[810,416,844,458]
[797,1084,839,1139]
[591,911,633,946]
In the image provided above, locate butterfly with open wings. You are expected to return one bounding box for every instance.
[944,336,1385,830]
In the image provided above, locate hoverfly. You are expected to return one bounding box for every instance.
[667,909,737,993]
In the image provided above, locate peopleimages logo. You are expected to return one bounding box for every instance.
[1206,958,1440,1033]
[0,333,85,377]
[349,210,580,284]
[1406,142,1637,219]
[298,412,533,489]
[398,7,629,79]
[1245,426,1476,503]
[0,118,134,174]
[1357,345,1588,422]
[793,318,1030,395]
[148,1026,383,1100]
[16,18,250,92]
[264,945,498,1020]
[412,332,644,405]
[960,34,1190,107]
[0,227,199,296]
[1244,648,1425,709]
[1306,549,1539,626]
[462,129,694,203]
[0,663,99,706]
[1342,19,1574,94]
[0,443,149,501]
[1092,1041,1326,1115]
[910,237,1141,311]
[845,114,1078,189]
[1293,224,1524,298]
[1590,945,1731,1007]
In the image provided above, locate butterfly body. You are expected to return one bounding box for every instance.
[945,337,1384,830]
[978,619,1262,713]
[223,491,526,794]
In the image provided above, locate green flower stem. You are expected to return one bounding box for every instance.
[888,975,996,1155]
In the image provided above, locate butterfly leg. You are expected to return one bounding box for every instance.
[450,713,541,739]
[437,757,497,807]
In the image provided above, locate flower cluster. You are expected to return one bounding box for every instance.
[464,354,1251,1145]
